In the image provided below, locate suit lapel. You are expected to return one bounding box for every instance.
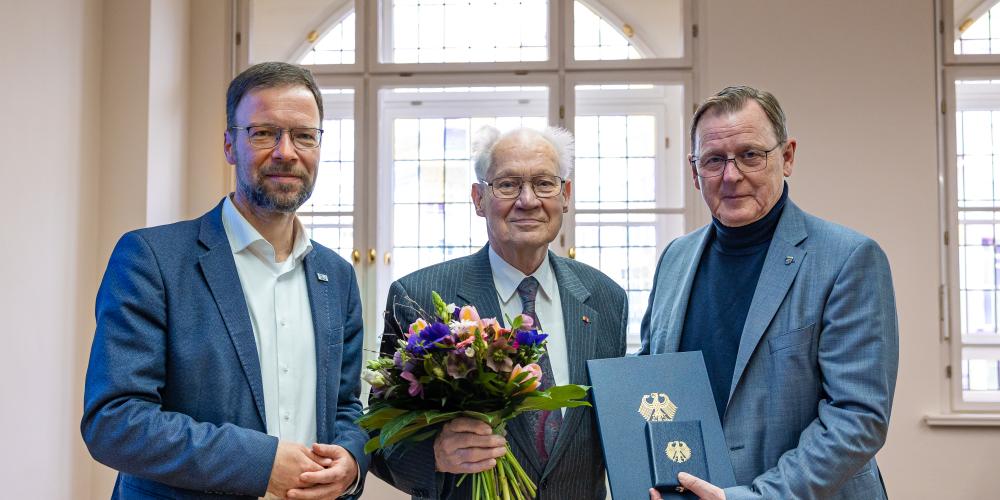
[664,227,714,351]
[196,204,267,427]
[456,246,505,324]
[727,202,808,407]
[303,251,334,443]
[541,254,597,478]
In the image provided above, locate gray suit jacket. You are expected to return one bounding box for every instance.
[640,200,898,500]
[371,245,628,499]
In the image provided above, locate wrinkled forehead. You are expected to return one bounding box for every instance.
[488,134,559,177]
[695,102,777,150]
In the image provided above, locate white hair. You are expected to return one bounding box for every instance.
[471,126,575,181]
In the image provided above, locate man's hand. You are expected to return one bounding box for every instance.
[433,417,507,474]
[267,441,330,498]
[648,473,726,500]
[286,443,359,499]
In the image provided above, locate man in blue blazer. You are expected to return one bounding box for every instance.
[82,62,368,499]
[370,126,628,499]
[643,86,898,499]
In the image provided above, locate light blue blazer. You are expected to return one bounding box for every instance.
[639,200,898,500]
[81,200,370,499]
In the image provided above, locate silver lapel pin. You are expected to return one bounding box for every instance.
[784,256,794,265]
[317,273,329,282]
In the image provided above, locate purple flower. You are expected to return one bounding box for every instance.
[405,321,453,356]
[486,339,515,372]
[400,371,423,397]
[515,329,548,347]
[420,321,452,344]
[406,334,428,356]
[452,306,461,321]
[446,350,476,379]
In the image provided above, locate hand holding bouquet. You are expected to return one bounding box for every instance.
[359,292,590,500]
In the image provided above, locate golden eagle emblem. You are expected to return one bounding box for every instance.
[638,392,678,422]
[665,441,692,463]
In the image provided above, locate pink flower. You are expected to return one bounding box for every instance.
[510,363,543,395]
[459,305,481,322]
[408,317,428,336]
[400,371,423,397]
[519,314,534,329]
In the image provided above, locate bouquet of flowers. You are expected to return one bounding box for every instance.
[359,291,591,500]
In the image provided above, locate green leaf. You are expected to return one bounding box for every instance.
[510,314,523,330]
[379,411,421,447]
[363,435,382,455]
[356,406,407,430]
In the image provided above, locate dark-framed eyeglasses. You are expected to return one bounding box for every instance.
[690,141,784,178]
[229,125,324,150]
[484,174,565,199]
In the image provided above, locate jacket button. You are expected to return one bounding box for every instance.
[539,478,548,489]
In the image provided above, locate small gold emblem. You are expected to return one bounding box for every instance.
[665,441,692,463]
[638,392,678,422]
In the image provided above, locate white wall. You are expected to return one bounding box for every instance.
[0,0,102,497]
[699,0,999,497]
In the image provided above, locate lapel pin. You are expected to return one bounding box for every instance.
[582,315,591,324]
[317,273,329,282]
[784,256,794,265]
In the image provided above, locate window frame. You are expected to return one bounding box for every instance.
[942,65,1000,413]
[236,0,697,360]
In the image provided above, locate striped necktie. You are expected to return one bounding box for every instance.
[516,276,562,463]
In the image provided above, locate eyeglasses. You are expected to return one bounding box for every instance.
[690,142,784,178]
[484,175,565,199]
[229,125,324,150]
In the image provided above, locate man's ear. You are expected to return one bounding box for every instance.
[223,129,237,165]
[471,183,486,216]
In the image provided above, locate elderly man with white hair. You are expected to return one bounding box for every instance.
[371,126,628,499]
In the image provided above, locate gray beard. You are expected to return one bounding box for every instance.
[241,177,311,213]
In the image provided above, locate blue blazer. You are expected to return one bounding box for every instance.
[640,200,898,500]
[82,200,369,499]
[370,246,628,499]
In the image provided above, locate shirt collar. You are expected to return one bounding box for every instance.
[488,245,557,304]
[222,195,313,262]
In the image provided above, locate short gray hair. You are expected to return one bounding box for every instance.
[471,126,575,181]
[690,85,787,152]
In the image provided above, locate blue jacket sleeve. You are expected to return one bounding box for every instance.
[81,232,277,497]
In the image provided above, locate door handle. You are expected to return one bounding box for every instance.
[351,249,360,264]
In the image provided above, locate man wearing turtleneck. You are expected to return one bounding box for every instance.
[681,184,788,418]
[642,86,898,500]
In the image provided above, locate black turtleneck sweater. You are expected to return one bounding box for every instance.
[679,183,788,420]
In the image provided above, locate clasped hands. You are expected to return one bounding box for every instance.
[267,441,358,499]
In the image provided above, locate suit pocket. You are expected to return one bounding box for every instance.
[768,323,816,354]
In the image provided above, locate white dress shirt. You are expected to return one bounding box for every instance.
[222,197,359,499]
[222,197,318,446]
[488,247,570,399]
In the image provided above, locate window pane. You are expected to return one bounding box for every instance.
[962,348,1000,403]
[383,86,548,280]
[573,0,683,60]
[381,0,549,63]
[299,89,355,260]
[955,2,1000,55]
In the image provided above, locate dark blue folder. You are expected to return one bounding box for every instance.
[587,352,736,499]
